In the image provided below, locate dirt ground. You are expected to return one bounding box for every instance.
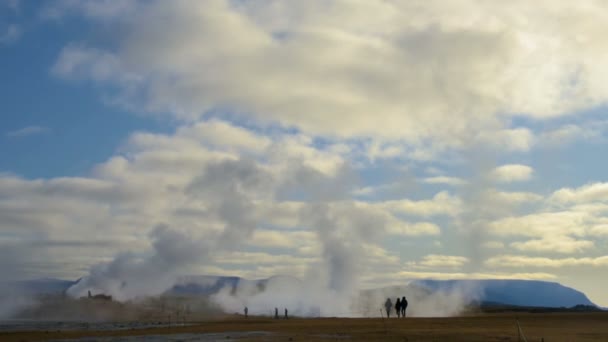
[2,312,608,341]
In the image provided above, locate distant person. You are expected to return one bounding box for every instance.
[395,297,402,318]
[275,307,279,319]
[284,308,288,319]
[401,296,408,317]
[244,306,248,318]
[384,297,393,318]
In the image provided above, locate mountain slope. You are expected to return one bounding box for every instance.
[8,277,598,309]
[412,279,596,308]
[5,278,78,295]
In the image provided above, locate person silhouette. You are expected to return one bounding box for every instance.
[402,296,408,317]
[395,297,401,318]
[384,297,393,318]
[244,306,248,318]
[274,307,279,319]
[284,308,288,319]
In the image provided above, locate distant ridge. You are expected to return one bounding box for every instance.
[412,279,597,308]
[170,275,242,295]
[6,278,78,295]
[7,277,599,309]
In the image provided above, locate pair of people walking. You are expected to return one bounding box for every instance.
[384,296,408,318]
[274,307,288,319]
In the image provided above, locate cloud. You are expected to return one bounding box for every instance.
[2,116,607,305]
[177,120,272,153]
[550,182,608,205]
[589,224,608,236]
[366,141,405,161]
[481,241,505,249]
[383,191,462,217]
[484,189,543,206]
[408,254,469,269]
[50,1,608,151]
[41,0,138,20]
[7,0,608,307]
[422,176,467,186]
[0,119,447,289]
[392,271,557,281]
[51,45,135,83]
[3,0,21,11]
[0,24,20,44]
[215,251,316,266]
[387,222,441,236]
[488,200,608,240]
[474,128,535,152]
[538,121,608,147]
[6,126,51,138]
[248,230,315,249]
[486,255,608,268]
[489,211,587,237]
[511,236,595,254]
[490,164,534,183]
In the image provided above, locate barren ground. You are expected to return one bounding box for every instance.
[2,312,608,341]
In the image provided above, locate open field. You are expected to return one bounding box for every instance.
[2,312,608,341]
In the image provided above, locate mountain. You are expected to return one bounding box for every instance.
[170,275,243,295]
[412,279,596,308]
[6,277,598,309]
[3,278,78,295]
[169,275,300,296]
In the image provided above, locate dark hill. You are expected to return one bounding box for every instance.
[412,279,596,308]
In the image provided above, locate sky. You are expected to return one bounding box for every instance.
[1,0,608,306]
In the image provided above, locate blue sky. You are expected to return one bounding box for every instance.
[2,1,608,307]
[1,1,171,177]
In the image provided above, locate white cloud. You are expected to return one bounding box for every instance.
[486,197,608,259]
[51,45,138,83]
[3,0,21,11]
[490,164,534,183]
[215,251,316,266]
[269,134,347,175]
[482,241,505,249]
[486,255,608,268]
[253,201,304,228]
[386,221,441,236]
[366,141,404,161]
[7,0,608,303]
[0,119,447,283]
[351,180,413,198]
[511,236,594,254]
[51,1,608,151]
[0,24,20,44]
[42,0,138,20]
[410,254,469,268]
[177,120,272,153]
[248,230,316,249]
[383,191,462,217]
[484,189,543,206]
[6,126,50,138]
[551,182,608,205]
[392,271,556,281]
[589,224,608,236]
[474,128,535,152]
[538,121,608,147]
[489,211,588,237]
[360,244,400,266]
[422,176,467,186]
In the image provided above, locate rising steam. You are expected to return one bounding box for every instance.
[63,157,475,318]
[67,224,210,301]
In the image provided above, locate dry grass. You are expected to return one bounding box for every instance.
[2,312,608,341]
